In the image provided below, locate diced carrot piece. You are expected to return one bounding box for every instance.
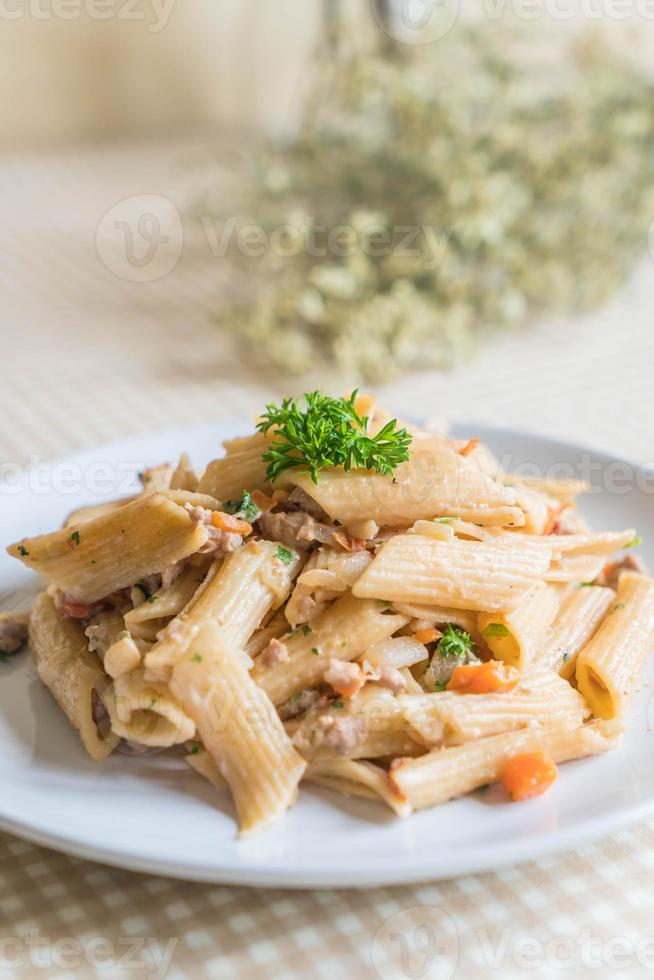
[60,598,92,619]
[413,628,443,645]
[333,529,366,552]
[211,511,252,536]
[457,438,480,457]
[501,750,558,801]
[448,660,520,694]
[251,489,275,511]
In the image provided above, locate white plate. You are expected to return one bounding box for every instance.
[1,421,654,888]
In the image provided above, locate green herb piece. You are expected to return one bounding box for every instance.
[482,623,510,639]
[434,679,448,692]
[434,517,455,524]
[191,653,203,663]
[290,691,302,702]
[146,595,157,604]
[627,536,642,549]
[340,640,347,647]
[578,581,595,588]
[275,546,295,565]
[257,391,411,484]
[149,698,158,709]
[378,599,392,608]
[70,531,81,547]
[332,699,345,709]
[17,545,29,557]
[614,603,626,611]
[301,624,312,636]
[311,647,320,656]
[562,652,570,663]
[189,742,201,755]
[438,623,478,658]
[134,581,151,599]
[223,490,261,521]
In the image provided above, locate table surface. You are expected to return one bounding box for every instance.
[2,139,654,980]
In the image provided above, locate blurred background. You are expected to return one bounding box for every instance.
[2,0,654,468]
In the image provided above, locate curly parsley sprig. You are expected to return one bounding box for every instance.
[256,391,412,484]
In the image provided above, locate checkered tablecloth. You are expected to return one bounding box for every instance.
[2,140,654,980]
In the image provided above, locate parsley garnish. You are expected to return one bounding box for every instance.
[483,623,510,639]
[438,623,477,658]
[311,647,320,656]
[332,699,345,709]
[578,581,595,588]
[434,679,448,692]
[256,391,412,484]
[562,652,570,663]
[301,624,311,636]
[70,531,81,547]
[627,536,642,549]
[434,517,455,524]
[17,545,29,557]
[191,653,203,662]
[614,603,625,611]
[378,599,392,608]
[149,698,158,709]
[146,595,157,604]
[189,742,201,755]
[223,490,260,521]
[275,546,295,565]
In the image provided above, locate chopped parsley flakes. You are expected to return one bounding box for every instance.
[223,490,261,521]
[191,653,203,663]
[17,545,29,557]
[438,623,477,659]
[275,546,295,565]
[70,531,81,547]
[482,623,510,638]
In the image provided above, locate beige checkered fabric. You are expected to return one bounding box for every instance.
[2,141,654,980]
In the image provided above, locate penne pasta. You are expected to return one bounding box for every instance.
[353,534,552,612]
[390,720,621,810]
[534,585,615,677]
[477,583,564,671]
[280,434,525,528]
[28,592,117,760]
[172,621,306,836]
[252,595,408,705]
[8,493,209,604]
[575,572,654,720]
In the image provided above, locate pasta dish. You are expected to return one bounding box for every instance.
[4,392,652,836]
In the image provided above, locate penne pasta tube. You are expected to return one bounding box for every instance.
[28,592,118,760]
[390,720,621,810]
[280,434,525,528]
[400,667,589,746]
[353,535,551,612]
[197,434,271,501]
[477,583,564,671]
[575,572,654,720]
[104,670,195,747]
[8,494,209,604]
[252,595,408,705]
[145,540,300,669]
[534,585,615,677]
[305,758,411,817]
[172,621,306,836]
